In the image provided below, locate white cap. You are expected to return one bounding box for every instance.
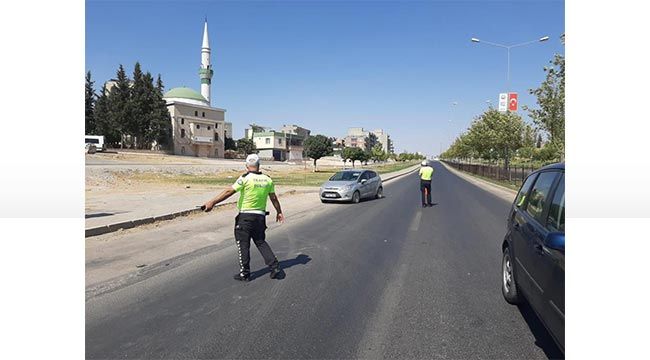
[421,160,428,166]
[245,153,260,167]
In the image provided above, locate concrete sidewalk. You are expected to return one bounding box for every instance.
[85,165,419,237]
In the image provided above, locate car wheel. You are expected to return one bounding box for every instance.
[502,247,520,304]
[376,186,383,199]
[351,191,360,204]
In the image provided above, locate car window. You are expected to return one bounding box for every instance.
[525,171,559,223]
[330,171,361,181]
[371,171,378,179]
[546,175,565,232]
[359,172,370,181]
[514,173,537,208]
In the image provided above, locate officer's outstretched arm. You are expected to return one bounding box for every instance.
[269,193,284,223]
[203,188,237,212]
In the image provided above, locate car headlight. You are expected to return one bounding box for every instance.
[343,184,355,191]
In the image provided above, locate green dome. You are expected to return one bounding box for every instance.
[163,87,207,103]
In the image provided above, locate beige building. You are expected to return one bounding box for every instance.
[252,131,288,161]
[341,127,393,153]
[164,90,225,157]
[162,20,228,158]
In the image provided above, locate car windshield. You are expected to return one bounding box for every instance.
[329,171,362,181]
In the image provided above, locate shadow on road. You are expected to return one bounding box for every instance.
[517,300,565,359]
[249,254,312,281]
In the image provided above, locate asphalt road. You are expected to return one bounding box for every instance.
[86,161,563,359]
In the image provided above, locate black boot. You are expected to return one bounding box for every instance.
[233,273,250,282]
[270,266,282,279]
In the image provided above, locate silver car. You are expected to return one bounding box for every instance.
[320,169,383,203]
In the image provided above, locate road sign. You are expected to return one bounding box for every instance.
[498,93,508,112]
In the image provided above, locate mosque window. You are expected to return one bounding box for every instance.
[197,124,200,129]
[194,111,198,116]
[214,133,220,142]
[181,118,184,125]
[202,112,205,117]
[207,126,211,130]
[181,129,185,138]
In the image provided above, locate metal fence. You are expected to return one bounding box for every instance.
[443,160,543,188]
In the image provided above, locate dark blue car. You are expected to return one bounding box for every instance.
[501,163,565,353]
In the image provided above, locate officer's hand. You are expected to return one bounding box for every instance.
[202,201,214,212]
[276,212,285,223]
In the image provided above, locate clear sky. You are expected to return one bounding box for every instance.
[86,0,565,155]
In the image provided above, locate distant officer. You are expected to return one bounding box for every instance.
[202,154,283,281]
[419,160,434,207]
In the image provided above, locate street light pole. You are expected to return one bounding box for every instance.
[471,36,549,93]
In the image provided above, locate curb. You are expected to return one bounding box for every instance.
[85,165,419,238]
[85,189,317,238]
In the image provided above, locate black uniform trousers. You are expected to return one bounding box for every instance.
[234,213,279,277]
[420,179,432,205]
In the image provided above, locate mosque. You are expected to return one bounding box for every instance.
[163,20,231,158]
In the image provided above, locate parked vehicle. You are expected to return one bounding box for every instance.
[501,162,565,353]
[320,169,383,203]
[85,135,105,152]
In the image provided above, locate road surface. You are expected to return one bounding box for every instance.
[86,161,563,359]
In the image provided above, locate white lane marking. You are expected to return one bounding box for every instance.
[409,211,422,232]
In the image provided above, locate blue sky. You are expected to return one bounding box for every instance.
[86,0,564,155]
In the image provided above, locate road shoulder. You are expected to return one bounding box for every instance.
[439,161,516,203]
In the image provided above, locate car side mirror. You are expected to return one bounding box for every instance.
[544,232,565,252]
[360,179,367,184]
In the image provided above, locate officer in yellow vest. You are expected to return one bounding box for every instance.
[202,154,283,281]
[419,160,434,207]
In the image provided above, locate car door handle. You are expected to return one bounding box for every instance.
[513,222,521,230]
[534,243,545,255]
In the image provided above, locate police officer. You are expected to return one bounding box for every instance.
[202,154,283,281]
[419,160,434,207]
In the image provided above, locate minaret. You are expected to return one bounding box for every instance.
[199,19,213,105]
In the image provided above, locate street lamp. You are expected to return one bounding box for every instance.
[471,35,549,92]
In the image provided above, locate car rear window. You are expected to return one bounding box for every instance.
[330,171,361,181]
[85,138,99,144]
[525,171,559,223]
[546,175,565,232]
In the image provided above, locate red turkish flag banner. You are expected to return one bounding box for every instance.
[508,93,518,111]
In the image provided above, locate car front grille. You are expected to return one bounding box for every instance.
[321,191,342,198]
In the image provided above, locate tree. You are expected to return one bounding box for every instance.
[370,144,385,163]
[85,71,96,134]
[224,136,236,150]
[524,54,565,160]
[236,137,256,155]
[94,84,119,145]
[110,64,133,148]
[129,62,150,148]
[365,133,380,152]
[145,73,172,149]
[347,147,365,167]
[303,134,333,171]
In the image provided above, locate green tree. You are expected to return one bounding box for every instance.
[110,64,133,148]
[94,84,119,145]
[224,136,236,150]
[365,133,380,152]
[524,54,565,160]
[129,62,149,148]
[347,147,366,167]
[303,134,334,171]
[145,73,172,149]
[85,71,96,134]
[464,109,525,171]
[237,138,256,155]
[371,144,385,163]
